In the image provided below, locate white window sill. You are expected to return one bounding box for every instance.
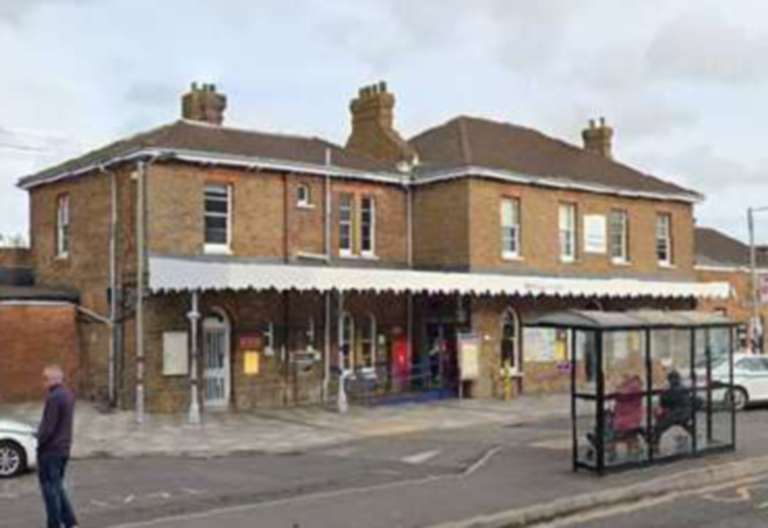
[612,259,631,266]
[502,253,523,261]
[560,256,576,264]
[338,251,356,259]
[360,253,379,260]
[658,262,676,269]
[296,203,315,210]
[204,245,232,255]
[499,368,524,378]
[55,253,70,261]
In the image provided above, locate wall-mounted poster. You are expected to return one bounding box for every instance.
[162,331,189,376]
[524,327,557,362]
[244,351,260,375]
[458,334,481,381]
[583,215,607,254]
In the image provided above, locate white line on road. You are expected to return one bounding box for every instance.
[106,447,504,528]
[402,449,441,465]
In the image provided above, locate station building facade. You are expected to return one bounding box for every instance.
[14,81,728,412]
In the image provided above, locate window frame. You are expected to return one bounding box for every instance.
[339,311,355,371]
[297,183,312,208]
[656,213,672,266]
[360,195,376,258]
[359,314,377,373]
[203,183,232,254]
[559,203,577,263]
[338,193,354,257]
[609,209,629,264]
[56,194,70,259]
[500,308,521,373]
[500,197,521,260]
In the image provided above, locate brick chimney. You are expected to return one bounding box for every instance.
[345,81,417,164]
[581,117,613,158]
[182,82,227,125]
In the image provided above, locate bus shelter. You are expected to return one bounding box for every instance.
[529,310,737,474]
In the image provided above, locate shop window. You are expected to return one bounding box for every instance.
[501,308,520,370]
[56,194,70,258]
[263,321,275,356]
[360,314,376,371]
[306,317,316,351]
[339,312,354,371]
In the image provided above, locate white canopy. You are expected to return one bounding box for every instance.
[148,255,730,300]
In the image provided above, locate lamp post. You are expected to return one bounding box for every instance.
[747,207,768,354]
[187,291,201,424]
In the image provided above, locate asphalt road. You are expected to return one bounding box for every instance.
[4,410,768,528]
[561,474,768,528]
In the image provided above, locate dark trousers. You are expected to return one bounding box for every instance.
[38,454,78,528]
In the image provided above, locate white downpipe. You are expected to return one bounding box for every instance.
[187,291,201,424]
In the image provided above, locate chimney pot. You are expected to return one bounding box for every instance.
[182,82,227,125]
[582,117,614,159]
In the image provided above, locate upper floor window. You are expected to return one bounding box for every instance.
[56,194,70,258]
[360,196,375,257]
[609,209,628,263]
[500,198,520,259]
[204,184,231,252]
[339,193,354,256]
[297,183,311,207]
[656,213,672,266]
[559,203,576,262]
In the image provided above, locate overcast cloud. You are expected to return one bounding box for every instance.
[2,0,767,243]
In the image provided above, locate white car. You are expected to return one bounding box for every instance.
[711,353,768,411]
[0,419,37,478]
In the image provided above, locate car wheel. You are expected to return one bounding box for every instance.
[726,387,749,411]
[0,440,26,478]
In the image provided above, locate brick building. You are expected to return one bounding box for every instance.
[695,226,768,353]
[13,81,728,413]
[0,248,79,403]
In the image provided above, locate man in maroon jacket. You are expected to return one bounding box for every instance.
[37,365,79,528]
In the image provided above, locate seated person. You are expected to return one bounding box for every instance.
[611,374,645,457]
[651,370,696,452]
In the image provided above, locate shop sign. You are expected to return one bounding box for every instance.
[244,351,260,375]
[239,333,263,351]
[583,215,607,254]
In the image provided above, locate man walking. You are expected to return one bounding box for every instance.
[37,364,79,528]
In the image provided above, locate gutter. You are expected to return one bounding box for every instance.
[17,150,701,204]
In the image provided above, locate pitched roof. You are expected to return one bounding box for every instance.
[18,120,392,188]
[409,116,700,199]
[694,227,768,267]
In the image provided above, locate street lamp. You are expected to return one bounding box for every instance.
[747,206,768,354]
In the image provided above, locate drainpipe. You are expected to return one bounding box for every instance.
[134,154,162,425]
[322,148,333,400]
[406,175,414,383]
[100,165,119,408]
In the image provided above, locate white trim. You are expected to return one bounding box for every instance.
[502,252,524,262]
[0,300,75,307]
[360,195,376,258]
[411,165,702,204]
[339,311,355,371]
[18,150,701,205]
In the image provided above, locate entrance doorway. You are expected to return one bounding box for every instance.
[422,323,459,393]
[203,309,231,408]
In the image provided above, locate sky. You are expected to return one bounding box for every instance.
[2,0,768,244]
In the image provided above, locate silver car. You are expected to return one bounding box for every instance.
[0,419,37,478]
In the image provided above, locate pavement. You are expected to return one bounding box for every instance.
[0,394,569,459]
[3,406,768,527]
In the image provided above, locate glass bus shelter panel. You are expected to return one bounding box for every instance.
[650,328,695,459]
[601,330,650,467]
[700,327,735,451]
[573,330,598,469]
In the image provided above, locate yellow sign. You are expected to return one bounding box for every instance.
[244,351,260,375]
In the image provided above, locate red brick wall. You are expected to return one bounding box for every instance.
[0,303,79,403]
[0,248,32,268]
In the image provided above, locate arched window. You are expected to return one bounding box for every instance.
[501,308,520,370]
[202,307,231,406]
[360,314,377,371]
[339,312,354,371]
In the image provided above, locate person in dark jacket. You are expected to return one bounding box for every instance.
[651,370,696,453]
[37,365,79,528]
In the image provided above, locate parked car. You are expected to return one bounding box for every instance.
[710,353,768,411]
[0,419,37,478]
